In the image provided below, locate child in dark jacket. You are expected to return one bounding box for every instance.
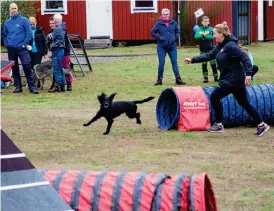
[48,17,72,91]
[242,47,259,81]
[194,16,218,83]
[47,14,66,92]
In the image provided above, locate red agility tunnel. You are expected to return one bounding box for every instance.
[156,87,211,131]
[39,170,218,211]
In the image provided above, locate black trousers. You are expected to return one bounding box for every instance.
[7,46,36,90]
[29,52,43,70]
[210,84,263,124]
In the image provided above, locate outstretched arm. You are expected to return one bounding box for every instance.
[191,47,217,63]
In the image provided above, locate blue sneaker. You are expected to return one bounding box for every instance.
[256,123,270,136]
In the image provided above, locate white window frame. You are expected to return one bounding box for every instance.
[41,0,68,15]
[130,0,158,14]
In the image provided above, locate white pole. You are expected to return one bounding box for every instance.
[258,0,264,41]
[178,0,181,47]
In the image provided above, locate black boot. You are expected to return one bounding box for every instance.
[48,85,61,93]
[202,64,208,83]
[13,87,23,93]
[30,88,39,94]
[60,85,66,92]
[203,77,209,83]
[154,78,162,86]
[67,84,72,91]
[175,76,186,85]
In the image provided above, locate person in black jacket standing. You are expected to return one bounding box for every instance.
[184,24,270,136]
[28,17,48,69]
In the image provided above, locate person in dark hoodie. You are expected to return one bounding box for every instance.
[28,17,48,70]
[2,3,39,94]
[184,24,270,136]
[47,14,66,92]
[194,16,218,83]
[151,8,186,86]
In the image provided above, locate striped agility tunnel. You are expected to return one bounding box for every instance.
[156,84,274,131]
[0,130,73,211]
[40,170,218,211]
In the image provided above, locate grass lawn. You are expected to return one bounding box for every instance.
[1,42,274,211]
[1,45,7,53]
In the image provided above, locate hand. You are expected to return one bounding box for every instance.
[26,45,32,51]
[245,76,252,85]
[184,58,192,64]
[204,31,209,36]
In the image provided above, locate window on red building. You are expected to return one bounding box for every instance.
[41,0,68,15]
[131,0,157,13]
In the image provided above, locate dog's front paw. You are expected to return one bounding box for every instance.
[103,132,109,135]
[83,123,88,127]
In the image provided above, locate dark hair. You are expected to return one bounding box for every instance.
[202,16,210,20]
[49,17,54,22]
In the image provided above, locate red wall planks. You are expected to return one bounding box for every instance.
[112,1,172,40]
[265,2,274,41]
[184,1,233,33]
[35,0,87,39]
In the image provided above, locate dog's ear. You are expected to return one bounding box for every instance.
[97,93,104,103]
[97,93,106,103]
[109,93,116,102]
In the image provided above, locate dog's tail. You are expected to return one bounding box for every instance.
[133,96,155,104]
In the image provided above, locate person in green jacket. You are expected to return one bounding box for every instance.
[194,16,218,83]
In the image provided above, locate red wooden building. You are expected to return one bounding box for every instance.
[34,0,274,44]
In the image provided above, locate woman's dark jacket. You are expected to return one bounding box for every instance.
[151,18,180,48]
[29,26,48,55]
[191,35,252,87]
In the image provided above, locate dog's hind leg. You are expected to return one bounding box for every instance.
[136,113,141,125]
[126,111,141,125]
[41,79,45,90]
[37,80,41,89]
[104,119,114,135]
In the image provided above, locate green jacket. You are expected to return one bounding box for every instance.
[194,25,214,51]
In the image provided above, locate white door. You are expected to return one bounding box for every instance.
[86,0,113,39]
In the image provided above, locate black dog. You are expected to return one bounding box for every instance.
[83,93,154,135]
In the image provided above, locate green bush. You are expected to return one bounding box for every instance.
[1,0,36,25]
